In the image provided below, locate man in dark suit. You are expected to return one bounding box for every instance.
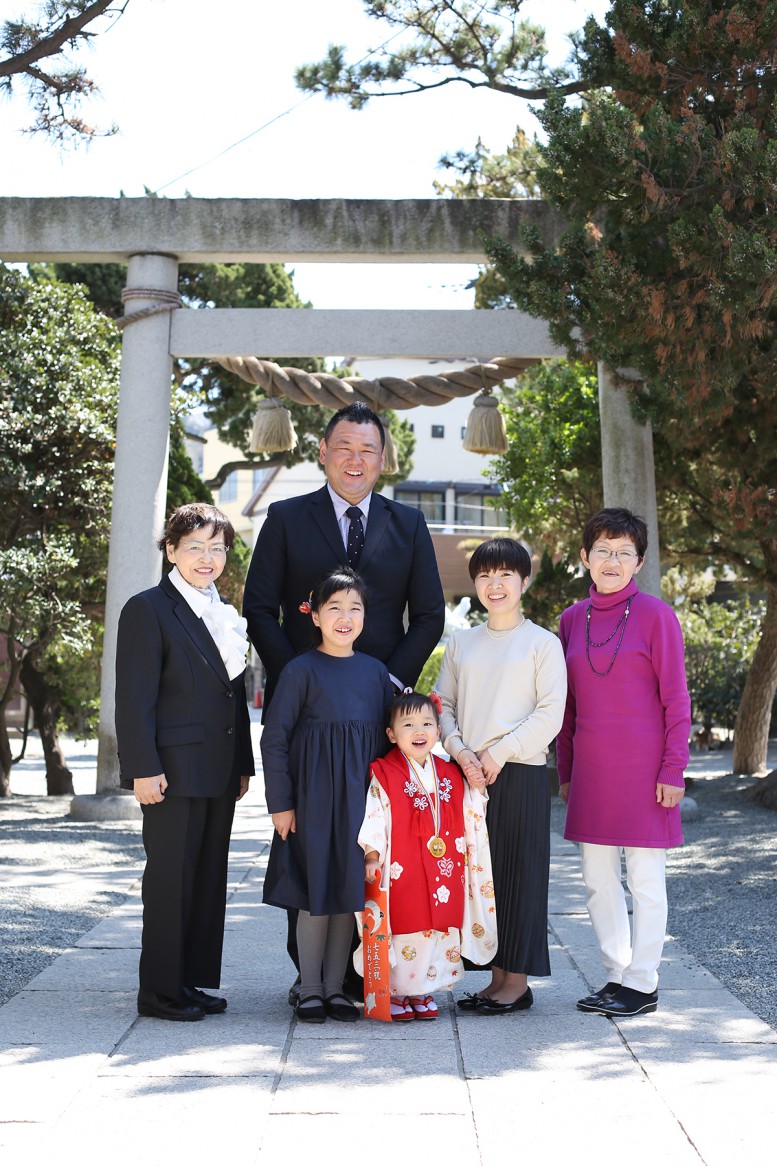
[244,402,445,707]
[243,402,445,997]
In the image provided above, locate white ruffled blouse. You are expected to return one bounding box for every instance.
[168,565,249,682]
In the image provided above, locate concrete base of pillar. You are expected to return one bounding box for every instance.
[69,793,142,822]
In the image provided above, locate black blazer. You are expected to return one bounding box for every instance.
[116,575,255,796]
[243,486,445,707]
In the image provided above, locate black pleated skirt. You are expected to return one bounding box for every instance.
[486,761,551,976]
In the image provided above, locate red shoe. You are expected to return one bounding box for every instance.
[409,994,438,1020]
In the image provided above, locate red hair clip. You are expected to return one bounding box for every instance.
[298,591,313,615]
[428,691,443,716]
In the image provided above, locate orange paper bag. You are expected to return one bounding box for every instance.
[362,881,391,1022]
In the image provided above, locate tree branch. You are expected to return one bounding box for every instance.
[0,1,119,81]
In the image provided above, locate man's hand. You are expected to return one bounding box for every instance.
[237,776,250,801]
[559,782,570,805]
[133,774,168,805]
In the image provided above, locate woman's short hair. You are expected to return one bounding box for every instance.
[582,508,648,561]
[389,690,440,728]
[157,503,235,552]
[323,402,386,450]
[468,537,532,582]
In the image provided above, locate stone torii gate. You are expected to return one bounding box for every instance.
[0,197,659,797]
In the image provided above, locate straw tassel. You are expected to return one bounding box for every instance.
[378,414,399,475]
[462,390,508,455]
[249,397,298,454]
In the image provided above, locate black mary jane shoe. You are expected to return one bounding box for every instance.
[294,994,327,1023]
[456,992,491,1011]
[576,982,621,1013]
[592,987,658,1018]
[475,987,533,1014]
[325,993,360,1022]
[181,986,227,1014]
[137,988,204,1022]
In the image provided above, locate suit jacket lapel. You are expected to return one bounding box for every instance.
[310,486,348,562]
[160,575,230,685]
[360,493,391,570]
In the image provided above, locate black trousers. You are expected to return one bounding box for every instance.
[139,790,236,998]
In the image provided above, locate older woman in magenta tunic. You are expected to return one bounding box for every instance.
[557,507,690,1019]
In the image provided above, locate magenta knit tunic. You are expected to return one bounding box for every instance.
[557,579,690,848]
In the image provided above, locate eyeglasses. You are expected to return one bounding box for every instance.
[590,546,639,563]
[179,543,228,557]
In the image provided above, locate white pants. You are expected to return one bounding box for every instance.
[579,843,668,994]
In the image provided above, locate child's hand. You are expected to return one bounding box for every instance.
[458,749,486,788]
[272,809,296,840]
[476,748,502,784]
[365,850,382,884]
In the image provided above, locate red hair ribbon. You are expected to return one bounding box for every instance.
[429,691,443,716]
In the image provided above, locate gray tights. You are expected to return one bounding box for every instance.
[296,910,353,1001]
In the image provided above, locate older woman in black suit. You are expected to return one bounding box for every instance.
[116,503,254,1021]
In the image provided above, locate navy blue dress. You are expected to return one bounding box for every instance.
[261,650,394,915]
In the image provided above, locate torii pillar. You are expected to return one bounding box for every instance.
[94,253,179,795]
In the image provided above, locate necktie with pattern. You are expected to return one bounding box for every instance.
[345,506,365,568]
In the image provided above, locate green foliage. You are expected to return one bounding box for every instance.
[416,645,445,694]
[296,2,582,108]
[522,550,589,633]
[0,265,119,744]
[489,360,602,553]
[488,0,777,572]
[663,569,767,733]
[434,129,541,198]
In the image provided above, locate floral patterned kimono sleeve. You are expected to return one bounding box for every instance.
[460,786,499,965]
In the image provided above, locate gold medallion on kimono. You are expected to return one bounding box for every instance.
[427,835,447,859]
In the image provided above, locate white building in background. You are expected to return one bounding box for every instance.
[187,358,511,601]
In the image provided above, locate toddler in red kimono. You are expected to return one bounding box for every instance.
[359,691,496,1020]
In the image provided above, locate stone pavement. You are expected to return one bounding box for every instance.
[1,756,776,1165]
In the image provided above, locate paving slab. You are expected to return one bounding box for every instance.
[1,784,775,1164]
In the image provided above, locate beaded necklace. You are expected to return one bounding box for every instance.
[585,597,632,677]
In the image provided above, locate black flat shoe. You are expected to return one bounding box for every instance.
[181,986,227,1014]
[137,988,204,1021]
[325,993,360,1022]
[295,994,327,1023]
[456,992,490,1011]
[594,987,658,1018]
[576,982,621,1012]
[475,987,533,1014]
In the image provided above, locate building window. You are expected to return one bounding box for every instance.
[431,424,445,439]
[219,473,237,503]
[397,490,445,523]
[454,490,508,530]
[253,467,273,491]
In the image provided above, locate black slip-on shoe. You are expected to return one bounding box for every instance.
[576,981,622,1012]
[295,994,327,1023]
[475,987,533,1014]
[594,987,658,1017]
[325,993,360,1021]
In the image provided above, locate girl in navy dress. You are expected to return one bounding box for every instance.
[261,566,394,1022]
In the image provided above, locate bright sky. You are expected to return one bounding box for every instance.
[1,0,610,308]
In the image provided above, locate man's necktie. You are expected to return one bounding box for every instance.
[345,506,365,568]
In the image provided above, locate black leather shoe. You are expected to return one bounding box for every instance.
[576,982,621,1012]
[341,970,364,1003]
[325,993,360,1022]
[288,974,301,1007]
[475,987,533,1014]
[295,994,326,1023]
[137,988,204,1021]
[181,986,227,1014]
[593,987,658,1017]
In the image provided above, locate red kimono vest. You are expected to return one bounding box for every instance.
[370,749,466,934]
